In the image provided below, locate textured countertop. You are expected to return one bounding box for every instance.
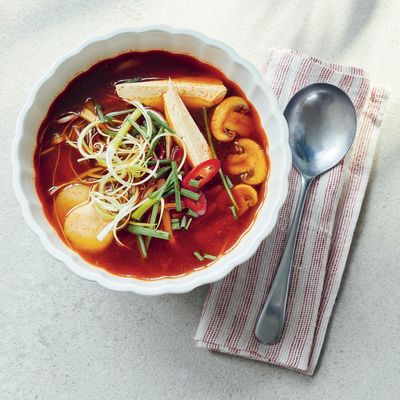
[1,1,399,399]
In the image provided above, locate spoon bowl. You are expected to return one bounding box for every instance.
[256,83,357,345]
[285,83,357,178]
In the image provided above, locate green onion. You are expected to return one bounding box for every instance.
[171,161,182,212]
[171,218,180,224]
[105,130,117,138]
[203,253,217,261]
[202,107,239,212]
[185,217,193,230]
[145,128,163,160]
[193,251,204,261]
[225,175,234,189]
[131,198,158,220]
[95,104,107,123]
[125,77,142,83]
[128,225,170,240]
[230,205,238,221]
[180,188,200,201]
[105,108,136,118]
[180,215,187,229]
[187,208,199,218]
[145,201,160,249]
[189,179,200,188]
[137,235,148,258]
[148,111,175,134]
[113,108,141,147]
[172,222,181,230]
[154,166,172,179]
[127,115,148,138]
[148,159,171,166]
[162,187,175,198]
[148,171,174,200]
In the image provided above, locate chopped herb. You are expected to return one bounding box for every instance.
[145,128,163,160]
[148,159,171,166]
[189,179,200,188]
[180,188,201,201]
[105,108,136,118]
[203,253,217,261]
[145,201,160,249]
[185,217,193,230]
[180,215,187,229]
[127,115,147,138]
[172,222,181,230]
[148,110,175,134]
[230,205,238,221]
[131,198,158,220]
[105,130,117,137]
[128,225,170,240]
[162,187,175,198]
[171,218,180,224]
[187,208,199,218]
[155,166,172,179]
[94,104,107,123]
[225,175,234,189]
[171,161,182,212]
[126,76,142,83]
[193,251,204,261]
[137,235,147,258]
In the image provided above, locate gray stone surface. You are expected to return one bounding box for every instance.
[1,0,399,399]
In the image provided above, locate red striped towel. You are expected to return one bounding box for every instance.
[195,48,389,375]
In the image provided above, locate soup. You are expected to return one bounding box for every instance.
[34,51,270,279]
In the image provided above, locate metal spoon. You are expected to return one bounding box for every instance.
[255,83,357,345]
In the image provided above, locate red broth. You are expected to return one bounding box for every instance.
[34,51,269,279]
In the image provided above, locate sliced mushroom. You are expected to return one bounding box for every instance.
[211,96,253,142]
[232,184,258,216]
[224,138,268,185]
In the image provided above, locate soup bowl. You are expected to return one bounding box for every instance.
[12,26,291,295]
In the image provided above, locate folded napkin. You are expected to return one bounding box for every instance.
[195,48,389,375]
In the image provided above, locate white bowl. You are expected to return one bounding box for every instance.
[12,26,291,295]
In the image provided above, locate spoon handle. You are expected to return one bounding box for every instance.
[255,174,312,345]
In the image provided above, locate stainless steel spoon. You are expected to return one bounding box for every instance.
[255,83,357,345]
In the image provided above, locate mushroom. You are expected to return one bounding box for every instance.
[224,138,268,185]
[210,96,253,142]
[232,184,258,216]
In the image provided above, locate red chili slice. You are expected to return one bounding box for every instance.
[182,159,221,189]
[185,191,207,216]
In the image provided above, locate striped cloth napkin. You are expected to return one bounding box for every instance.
[195,48,389,375]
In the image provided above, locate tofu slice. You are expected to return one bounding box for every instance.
[116,78,227,110]
[163,81,212,167]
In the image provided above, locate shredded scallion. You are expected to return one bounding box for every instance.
[128,225,170,240]
[193,251,204,261]
[137,235,148,258]
[187,208,199,218]
[189,179,200,188]
[171,161,182,211]
[180,188,200,201]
